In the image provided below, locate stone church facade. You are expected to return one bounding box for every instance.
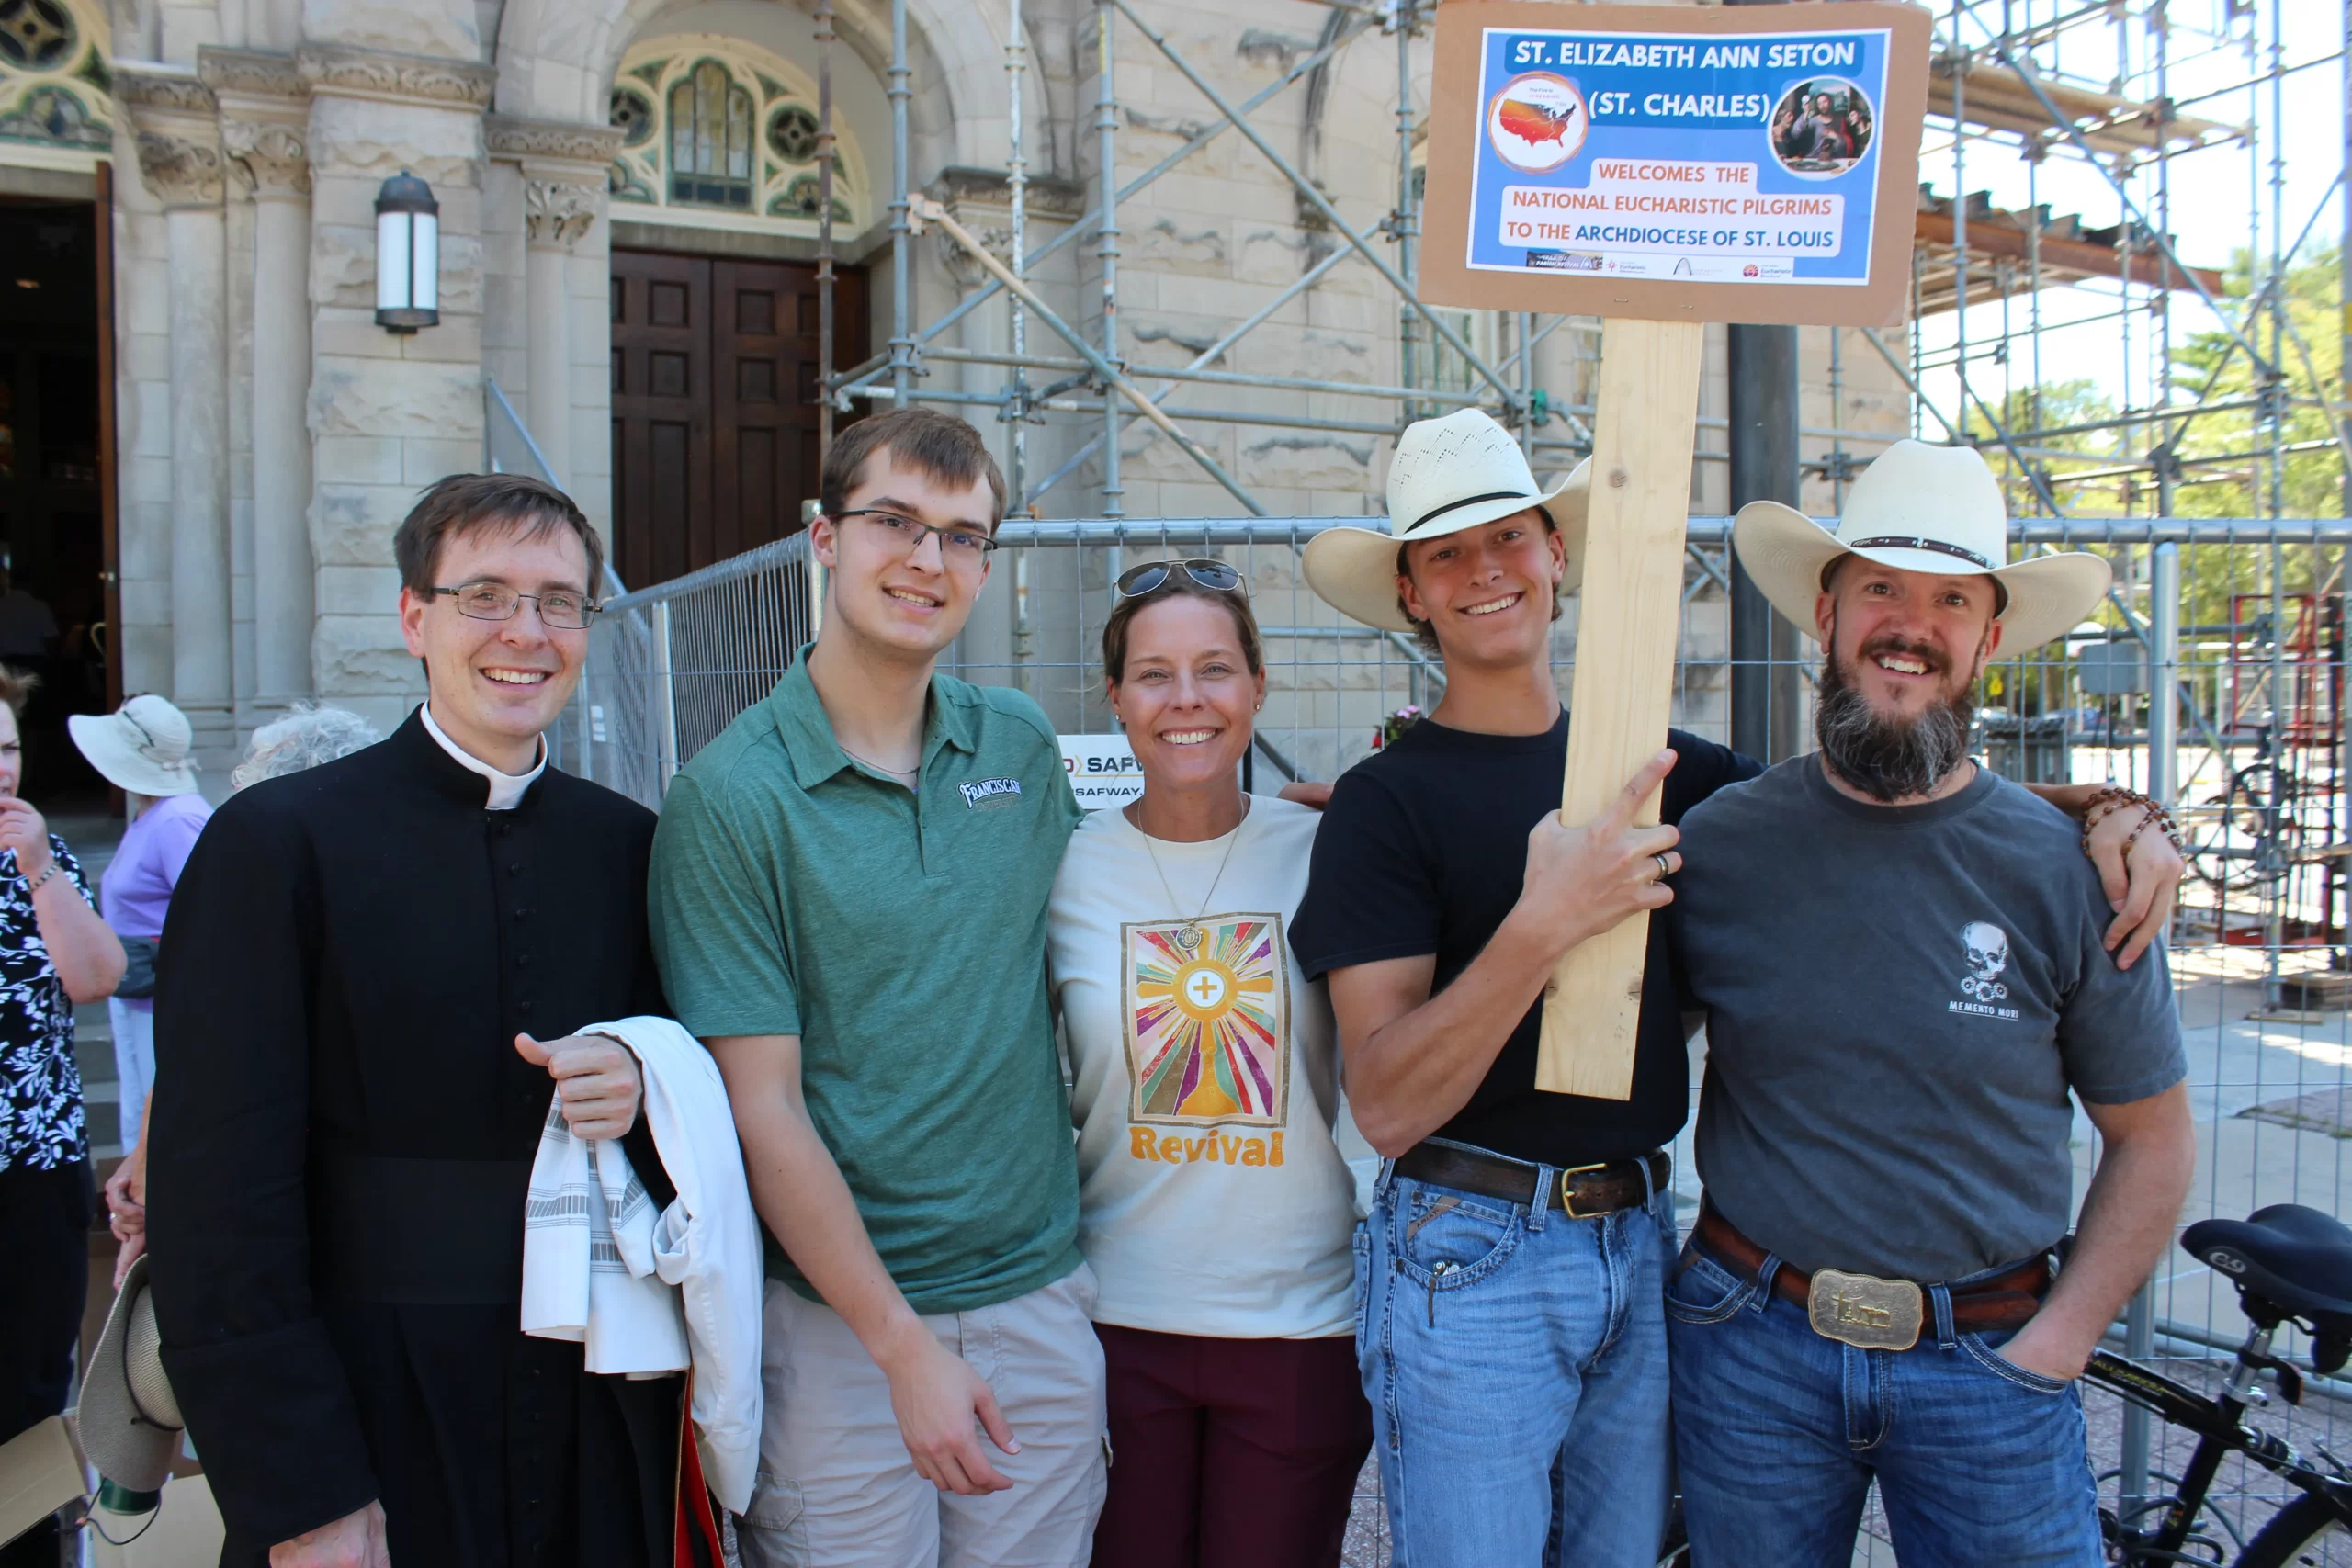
[0,0,1897,772]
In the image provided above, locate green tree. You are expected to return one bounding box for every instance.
[1962,378,2132,518]
[2169,245,2344,523]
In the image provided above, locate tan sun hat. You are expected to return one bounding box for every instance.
[1733,439,2111,654]
[1304,408,1589,633]
[68,694,199,797]
[74,1255,183,1496]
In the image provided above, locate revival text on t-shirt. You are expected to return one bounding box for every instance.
[1050,796,1358,1339]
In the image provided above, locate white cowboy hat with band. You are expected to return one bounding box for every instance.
[1733,438,2111,655]
[74,1254,184,1500]
[1304,408,1589,634]
[68,694,199,798]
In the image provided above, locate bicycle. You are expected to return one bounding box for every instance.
[2090,1203,2352,1564]
[2185,723,2316,899]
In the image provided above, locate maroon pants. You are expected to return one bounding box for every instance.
[1091,1323,1373,1568]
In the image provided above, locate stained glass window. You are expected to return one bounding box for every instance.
[608,41,858,229]
[668,60,752,209]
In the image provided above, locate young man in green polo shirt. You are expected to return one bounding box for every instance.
[649,409,1101,1567]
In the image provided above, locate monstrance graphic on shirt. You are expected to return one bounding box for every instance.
[1124,913,1290,1127]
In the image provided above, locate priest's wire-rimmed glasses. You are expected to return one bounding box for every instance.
[432,582,600,629]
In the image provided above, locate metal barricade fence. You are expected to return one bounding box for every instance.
[561,515,2352,1565]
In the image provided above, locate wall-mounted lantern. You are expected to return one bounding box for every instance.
[374,170,440,333]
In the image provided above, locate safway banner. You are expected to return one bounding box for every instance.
[1060,733,1145,810]
[1419,2,1930,327]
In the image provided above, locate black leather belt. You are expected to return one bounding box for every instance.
[311,1153,534,1306]
[1395,1143,1668,1220]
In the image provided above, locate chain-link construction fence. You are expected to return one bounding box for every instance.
[559,514,2352,1564]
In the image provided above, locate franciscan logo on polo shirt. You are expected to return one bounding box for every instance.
[958,776,1024,810]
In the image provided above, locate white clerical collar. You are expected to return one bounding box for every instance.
[420,702,546,811]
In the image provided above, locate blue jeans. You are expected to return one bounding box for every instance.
[1355,1153,1674,1568]
[1667,1242,2103,1568]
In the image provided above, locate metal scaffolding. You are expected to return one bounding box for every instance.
[794,0,2346,530]
[817,0,1555,516]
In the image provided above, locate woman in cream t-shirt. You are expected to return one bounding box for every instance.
[1047,559,1369,1568]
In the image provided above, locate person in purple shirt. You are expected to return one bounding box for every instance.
[69,694,210,1152]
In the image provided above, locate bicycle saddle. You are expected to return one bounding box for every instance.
[2183,1205,2352,1332]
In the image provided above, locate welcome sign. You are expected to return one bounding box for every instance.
[1421,2,1929,327]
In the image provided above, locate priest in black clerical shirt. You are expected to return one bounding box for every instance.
[148,475,681,1568]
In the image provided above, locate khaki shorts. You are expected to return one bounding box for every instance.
[737,1265,1109,1568]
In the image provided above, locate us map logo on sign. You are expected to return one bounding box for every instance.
[1949,920,2019,1021]
[1487,72,1589,172]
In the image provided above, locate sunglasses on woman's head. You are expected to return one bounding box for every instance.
[1114,558,1245,598]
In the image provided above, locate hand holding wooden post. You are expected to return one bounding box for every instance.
[1418,0,1930,1097]
[1538,317,1705,1096]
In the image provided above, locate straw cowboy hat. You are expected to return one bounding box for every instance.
[74,1255,183,1499]
[1733,438,2110,655]
[68,694,199,797]
[1305,409,1589,633]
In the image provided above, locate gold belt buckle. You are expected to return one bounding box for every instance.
[1807,1268,1925,1352]
[1558,1163,1609,1221]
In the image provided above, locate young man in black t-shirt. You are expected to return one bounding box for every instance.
[1294,410,1736,1568]
[1292,411,2187,1568]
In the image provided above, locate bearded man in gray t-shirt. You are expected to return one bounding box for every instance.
[1666,440,2193,1568]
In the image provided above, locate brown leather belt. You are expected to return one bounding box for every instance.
[1692,1205,2052,1336]
[1394,1143,1668,1220]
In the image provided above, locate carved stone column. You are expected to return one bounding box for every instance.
[206,47,315,712]
[489,118,621,494]
[297,45,495,726]
[119,69,234,751]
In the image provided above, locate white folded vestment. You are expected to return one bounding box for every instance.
[520,1015,764,1513]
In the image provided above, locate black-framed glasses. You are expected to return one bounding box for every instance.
[834,509,1000,568]
[1114,558,1246,599]
[433,582,599,629]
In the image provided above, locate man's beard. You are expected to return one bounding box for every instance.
[1815,634,1978,802]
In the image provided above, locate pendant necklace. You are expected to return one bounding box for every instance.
[839,740,922,782]
[1134,799,1248,955]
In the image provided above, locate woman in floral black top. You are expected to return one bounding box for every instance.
[0,666,127,1566]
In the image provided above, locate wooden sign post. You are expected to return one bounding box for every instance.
[1419,1,1929,1099]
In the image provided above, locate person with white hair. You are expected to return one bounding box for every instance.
[230,703,383,792]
